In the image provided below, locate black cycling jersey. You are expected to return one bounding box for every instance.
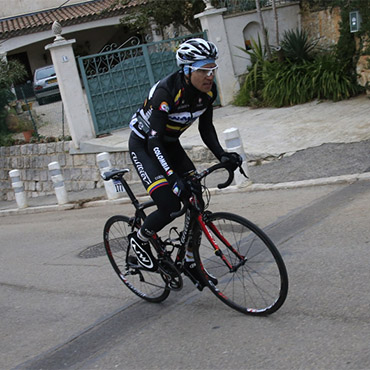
[128,69,225,237]
[130,70,224,183]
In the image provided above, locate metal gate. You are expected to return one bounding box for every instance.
[78,33,205,136]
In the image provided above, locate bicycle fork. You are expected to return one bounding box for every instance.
[197,213,246,272]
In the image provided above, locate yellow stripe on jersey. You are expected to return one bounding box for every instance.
[166,123,189,132]
[174,89,182,104]
[147,178,168,195]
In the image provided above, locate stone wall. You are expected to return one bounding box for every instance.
[301,7,341,49]
[0,141,215,201]
[302,7,369,92]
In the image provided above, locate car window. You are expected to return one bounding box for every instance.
[36,67,56,80]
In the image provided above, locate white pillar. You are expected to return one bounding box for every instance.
[96,152,120,200]
[195,7,239,105]
[48,161,69,205]
[45,23,94,149]
[223,127,250,186]
[9,169,28,209]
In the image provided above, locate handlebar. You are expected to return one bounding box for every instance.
[170,162,247,218]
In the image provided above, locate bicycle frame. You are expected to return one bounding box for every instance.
[104,165,245,270]
[102,163,288,315]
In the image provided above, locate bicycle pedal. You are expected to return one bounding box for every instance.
[183,268,205,291]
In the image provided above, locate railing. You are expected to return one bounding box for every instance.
[216,0,298,14]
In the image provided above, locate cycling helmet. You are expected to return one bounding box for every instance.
[176,38,218,66]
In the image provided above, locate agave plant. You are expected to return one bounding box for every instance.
[281,28,319,63]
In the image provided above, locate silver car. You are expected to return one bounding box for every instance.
[33,65,60,105]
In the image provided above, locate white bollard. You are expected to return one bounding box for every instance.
[96,152,120,200]
[9,169,28,209]
[48,161,69,205]
[223,127,250,186]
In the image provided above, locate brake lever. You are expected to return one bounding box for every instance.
[239,165,248,178]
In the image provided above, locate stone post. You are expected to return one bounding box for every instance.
[48,161,69,205]
[223,127,250,186]
[9,169,28,209]
[96,152,120,200]
[45,21,95,149]
[195,7,239,105]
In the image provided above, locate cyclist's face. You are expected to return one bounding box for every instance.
[190,63,217,93]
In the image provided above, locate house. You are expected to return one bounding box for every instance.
[0,0,147,97]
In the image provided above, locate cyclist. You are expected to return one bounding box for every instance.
[128,38,241,286]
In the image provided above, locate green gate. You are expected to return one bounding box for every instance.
[78,33,206,136]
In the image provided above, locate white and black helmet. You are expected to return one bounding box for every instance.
[176,38,219,66]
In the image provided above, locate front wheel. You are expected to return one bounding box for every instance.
[103,215,170,303]
[195,212,288,315]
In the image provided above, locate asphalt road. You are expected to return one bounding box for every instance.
[249,138,370,184]
[1,179,370,369]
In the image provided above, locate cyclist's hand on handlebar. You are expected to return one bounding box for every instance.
[220,152,243,171]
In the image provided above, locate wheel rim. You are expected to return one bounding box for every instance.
[104,216,169,302]
[197,213,288,314]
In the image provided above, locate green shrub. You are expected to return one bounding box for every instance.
[234,27,360,108]
[0,59,27,136]
[234,36,267,107]
[312,53,359,101]
[261,53,359,107]
[281,28,319,63]
[262,60,316,107]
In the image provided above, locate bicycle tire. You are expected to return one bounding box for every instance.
[194,212,288,315]
[103,215,170,303]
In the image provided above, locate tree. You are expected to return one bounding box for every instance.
[118,0,206,36]
[255,0,272,59]
[0,59,27,137]
[271,0,279,47]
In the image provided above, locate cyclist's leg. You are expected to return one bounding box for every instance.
[129,134,181,261]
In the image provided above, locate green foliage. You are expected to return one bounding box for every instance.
[262,53,359,107]
[0,59,27,142]
[280,28,319,63]
[119,0,205,34]
[234,27,360,108]
[313,53,359,101]
[262,60,315,107]
[234,36,266,106]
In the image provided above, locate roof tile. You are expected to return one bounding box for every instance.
[0,0,146,39]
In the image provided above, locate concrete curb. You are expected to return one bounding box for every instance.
[1,172,370,217]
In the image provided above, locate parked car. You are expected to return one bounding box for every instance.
[33,65,60,105]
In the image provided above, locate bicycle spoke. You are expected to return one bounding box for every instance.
[195,212,288,315]
[104,215,170,303]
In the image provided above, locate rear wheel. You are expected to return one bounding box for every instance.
[103,215,170,303]
[195,212,288,315]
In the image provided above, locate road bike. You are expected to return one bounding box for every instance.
[102,162,288,315]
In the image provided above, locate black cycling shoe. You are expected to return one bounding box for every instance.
[128,232,158,272]
[184,261,218,291]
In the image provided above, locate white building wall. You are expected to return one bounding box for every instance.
[223,4,301,76]
[0,0,93,18]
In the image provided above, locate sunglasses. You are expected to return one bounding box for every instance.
[189,65,218,77]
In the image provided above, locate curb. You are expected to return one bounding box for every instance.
[1,172,370,217]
